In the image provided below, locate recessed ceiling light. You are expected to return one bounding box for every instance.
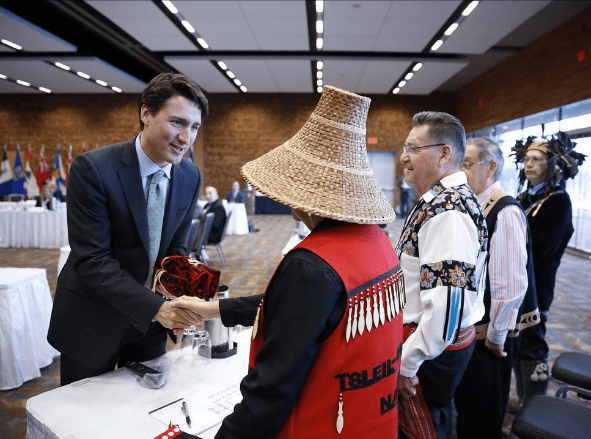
[317,71,323,79]
[317,86,323,93]
[227,71,235,79]
[398,80,406,87]
[317,61,323,70]
[317,79,322,86]
[76,71,90,79]
[16,80,30,87]
[240,85,247,92]
[234,79,241,86]
[444,23,459,36]
[197,38,209,49]
[316,0,324,13]
[39,87,52,93]
[0,74,6,80]
[218,61,227,70]
[393,88,400,94]
[162,0,178,14]
[1,39,22,50]
[96,80,108,86]
[55,62,71,71]
[181,20,195,33]
[112,86,122,93]
[405,72,413,80]
[462,1,479,17]
[413,63,423,72]
[431,40,443,51]
[316,38,323,50]
[316,20,323,34]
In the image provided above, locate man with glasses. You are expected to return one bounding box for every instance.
[396,112,487,439]
[454,137,540,438]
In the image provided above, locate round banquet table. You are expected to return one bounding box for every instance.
[0,204,68,248]
[225,202,249,235]
[0,268,59,390]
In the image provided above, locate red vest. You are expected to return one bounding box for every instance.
[249,223,404,438]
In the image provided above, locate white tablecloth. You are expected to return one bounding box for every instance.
[0,205,68,248]
[26,329,251,439]
[0,268,59,390]
[225,202,249,235]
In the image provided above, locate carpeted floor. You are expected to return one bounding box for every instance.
[1,214,590,439]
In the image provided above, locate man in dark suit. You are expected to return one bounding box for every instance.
[48,73,208,385]
[225,180,245,203]
[203,186,227,244]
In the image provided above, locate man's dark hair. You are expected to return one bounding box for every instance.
[138,72,209,129]
[412,111,466,166]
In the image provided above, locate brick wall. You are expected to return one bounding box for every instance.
[455,5,591,132]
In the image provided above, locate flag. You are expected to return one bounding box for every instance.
[36,145,51,192]
[67,144,73,184]
[53,145,67,197]
[13,145,25,180]
[0,145,14,195]
[24,147,39,198]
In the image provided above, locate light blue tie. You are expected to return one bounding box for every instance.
[146,170,165,286]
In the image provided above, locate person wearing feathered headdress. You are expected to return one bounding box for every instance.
[510,132,586,405]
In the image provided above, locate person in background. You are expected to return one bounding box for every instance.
[47,72,207,385]
[172,85,403,439]
[36,181,56,210]
[396,111,487,439]
[511,133,586,404]
[225,180,245,203]
[398,175,413,217]
[454,137,541,438]
[203,186,227,244]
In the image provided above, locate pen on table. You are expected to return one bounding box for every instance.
[181,400,192,428]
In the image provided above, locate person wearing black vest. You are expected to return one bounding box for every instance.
[511,133,585,405]
[455,137,541,438]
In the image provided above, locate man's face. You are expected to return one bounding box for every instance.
[524,149,549,187]
[462,144,490,196]
[205,187,216,203]
[232,181,240,191]
[400,125,444,195]
[140,95,202,166]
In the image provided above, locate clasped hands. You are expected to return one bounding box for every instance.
[153,296,221,334]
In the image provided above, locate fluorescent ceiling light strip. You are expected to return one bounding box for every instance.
[462,1,479,17]
[162,0,178,14]
[405,72,413,80]
[76,71,90,79]
[96,80,108,86]
[317,61,323,70]
[0,74,6,79]
[413,63,423,72]
[316,38,323,49]
[39,87,51,93]
[444,23,459,36]
[398,80,406,87]
[197,38,208,49]
[182,20,195,33]
[55,62,70,71]
[218,61,227,70]
[240,86,247,93]
[317,86,323,93]
[317,79,322,86]
[112,86,122,93]
[316,0,324,13]
[16,80,30,87]
[234,79,241,86]
[316,20,323,34]
[393,88,400,94]
[227,71,235,79]
[1,39,22,50]
[317,71,323,79]
[431,40,443,51]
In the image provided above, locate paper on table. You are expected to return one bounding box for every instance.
[149,380,242,435]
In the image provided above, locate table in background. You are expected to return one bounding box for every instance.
[0,204,68,248]
[254,195,291,214]
[225,202,249,235]
[0,268,59,390]
[26,329,251,439]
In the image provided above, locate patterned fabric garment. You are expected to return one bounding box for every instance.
[396,172,488,377]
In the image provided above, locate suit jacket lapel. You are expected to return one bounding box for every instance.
[118,140,151,255]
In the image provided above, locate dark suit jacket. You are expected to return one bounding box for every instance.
[48,138,200,369]
[225,190,245,203]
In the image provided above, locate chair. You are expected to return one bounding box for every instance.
[510,352,591,439]
[206,210,231,266]
[184,219,200,253]
[190,212,214,262]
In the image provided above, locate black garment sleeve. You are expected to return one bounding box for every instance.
[219,294,264,327]
[215,250,346,439]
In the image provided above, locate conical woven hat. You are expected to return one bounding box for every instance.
[241,85,395,224]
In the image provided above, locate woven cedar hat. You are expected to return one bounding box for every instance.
[241,85,395,224]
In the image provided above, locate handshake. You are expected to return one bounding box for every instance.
[153,296,221,333]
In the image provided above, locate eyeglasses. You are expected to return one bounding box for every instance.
[524,156,545,164]
[461,160,489,170]
[402,143,446,154]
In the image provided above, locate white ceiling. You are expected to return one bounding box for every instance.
[0,1,589,95]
